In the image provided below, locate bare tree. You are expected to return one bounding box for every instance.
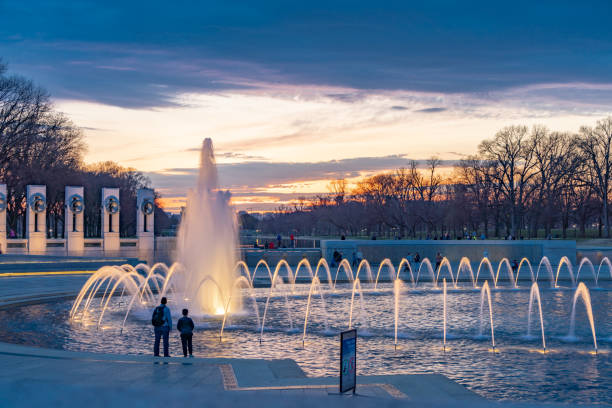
[577,117,612,238]
[478,126,538,238]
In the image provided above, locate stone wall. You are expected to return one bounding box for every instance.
[320,239,577,265]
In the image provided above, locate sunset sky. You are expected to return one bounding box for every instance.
[2,1,612,212]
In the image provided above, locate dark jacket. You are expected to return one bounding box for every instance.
[177,316,195,334]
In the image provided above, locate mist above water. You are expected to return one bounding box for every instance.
[176,138,240,315]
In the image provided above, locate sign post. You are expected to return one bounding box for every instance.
[340,329,357,394]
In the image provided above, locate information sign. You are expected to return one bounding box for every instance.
[340,329,357,394]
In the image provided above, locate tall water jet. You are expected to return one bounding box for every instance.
[443,278,447,352]
[478,281,496,350]
[175,138,240,315]
[393,279,403,349]
[526,282,546,351]
[567,282,598,352]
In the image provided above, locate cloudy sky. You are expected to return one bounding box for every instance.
[2,1,612,211]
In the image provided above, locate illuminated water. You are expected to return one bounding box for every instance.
[1,282,609,404]
[175,138,240,314]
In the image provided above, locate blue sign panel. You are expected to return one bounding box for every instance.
[340,329,356,394]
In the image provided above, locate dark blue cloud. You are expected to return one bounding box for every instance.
[2,1,611,107]
[415,107,446,113]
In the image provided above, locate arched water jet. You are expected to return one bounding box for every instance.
[234,261,251,286]
[70,266,124,318]
[475,257,494,288]
[536,257,555,287]
[436,257,455,288]
[396,258,415,288]
[575,257,597,285]
[495,258,516,288]
[526,282,546,351]
[96,272,142,327]
[478,281,496,350]
[333,259,354,286]
[302,277,330,344]
[159,262,186,300]
[416,258,436,287]
[193,276,228,315]
[597,257,612,283]
[252,259,273,284]
[272,260,294,292]
[567,282,598,352]
[555,256,576,288]
[454,257,475,288]
[314,258,334,291]
[374,258,396,289]
[221,276,260,341]
[355,259,374,284]
[259,275,295,343]
[120,270,167,332]
[348,278,368,330]
[515,258,534,287]
[294,259,314,284]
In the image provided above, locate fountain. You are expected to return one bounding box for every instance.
[526,282,546,351]
[443,278,447,351]
[478,281,495,350]
[38,251,612,404]
[567,282,598,352]
[174,138,240,315]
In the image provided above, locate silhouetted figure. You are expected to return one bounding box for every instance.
[341,234,346,240]
[331,250,342,266]
[414,252,421,264]
[356,251,363,265]
[405,253,413,272]
[511,259,519,274]
[177,308,195,357]
[435,252,443,271]
[152,297,172,357]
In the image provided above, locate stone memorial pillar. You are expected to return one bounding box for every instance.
[0,184,6,254]
[101,188,120,253]
[26,185,47,253]
[137,188,155,251]
[65,186,85,253]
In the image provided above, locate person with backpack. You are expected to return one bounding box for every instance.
[177,308,195,357]
[152,297,172,357]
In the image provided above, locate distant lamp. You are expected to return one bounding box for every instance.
[30,193,46,213]
[69,194,84,214]
[105,196,120,214]
[142,199,154,215]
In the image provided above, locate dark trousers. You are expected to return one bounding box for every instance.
[154,326,170,357]
[181,333,193,356]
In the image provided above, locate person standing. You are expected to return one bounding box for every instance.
[290,233,295,248]
[152,297,172,357]
[405,253,414,272]
[177,308,195,357]
[435,252,443,271]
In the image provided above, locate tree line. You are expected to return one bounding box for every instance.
[0,60,172,237]
[256,117,612,240]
